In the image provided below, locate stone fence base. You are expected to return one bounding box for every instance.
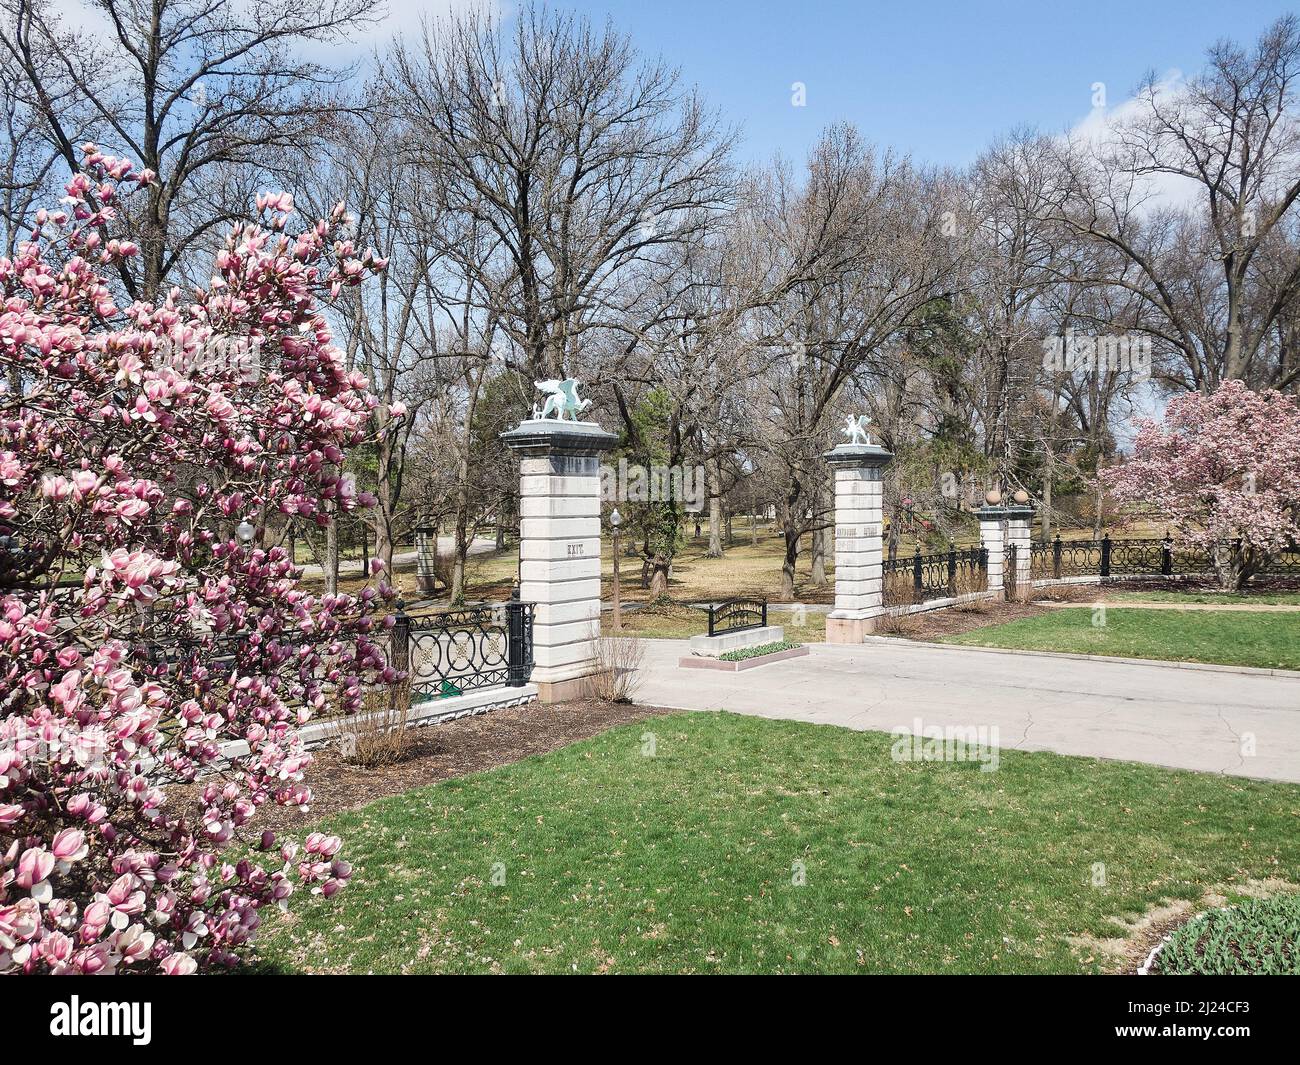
[218,684,538,760]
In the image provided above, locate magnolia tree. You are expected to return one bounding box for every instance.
[1102,381,1300,589]
[0,147,402,974]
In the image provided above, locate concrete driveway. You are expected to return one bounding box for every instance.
[631,638,1300,783]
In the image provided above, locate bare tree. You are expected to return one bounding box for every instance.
[4,0,379,299]
[750,125,957,598]
[390,3,735,381]
[1050,16,1300,390]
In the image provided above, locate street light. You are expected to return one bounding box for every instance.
[609,507,622,632]
[235,520,256,544]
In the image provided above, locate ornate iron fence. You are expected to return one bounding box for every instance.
[1261,543,1300,574]
[1031,537,1100,579]
[391,595,534,702]
[707,597,767,636]
[884,547,987,602]
[1025,535,1300,582]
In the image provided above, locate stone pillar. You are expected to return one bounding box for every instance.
[1004,503,1033,597]
[824,442,893,643]
[500,418,618,702]
[975,507,1006,595]
[414,525,438,595]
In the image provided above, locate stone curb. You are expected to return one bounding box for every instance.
[852,636,1300,680]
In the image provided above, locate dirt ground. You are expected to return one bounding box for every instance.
[893,598,1051,639]
[221,698,672,835]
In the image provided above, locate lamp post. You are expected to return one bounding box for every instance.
[235,519,256,544]
[609,507,622,631]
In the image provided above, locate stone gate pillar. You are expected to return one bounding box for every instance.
[975,501,1006,595]
[977,491,1033,600]
[1004,499,1034,597]
[501,416,618,702]
[824,441,893,643]
[414,524,438,595]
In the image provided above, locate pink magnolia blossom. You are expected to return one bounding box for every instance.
[0,145,397,974]
[1101,381,1300,588]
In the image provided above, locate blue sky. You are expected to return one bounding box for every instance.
[543,0,1292,166]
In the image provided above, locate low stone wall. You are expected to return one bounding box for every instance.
[218,684,538,759]
[882,589,1002,618]
[688,625,785,657]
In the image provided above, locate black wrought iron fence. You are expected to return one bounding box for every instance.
[1261,543,1300,574]
[390,595,534,702]
[1026,535,1300,581]
[706,597,767,636]
[884,547,988,603]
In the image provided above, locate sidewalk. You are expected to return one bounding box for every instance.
[630,637,1300,783]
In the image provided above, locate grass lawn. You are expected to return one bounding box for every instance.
[310,517,1175,606]
[1103,589,1300,607]
[252,711,1300,975]
[939,607,1300,671]
[602,600,828,643]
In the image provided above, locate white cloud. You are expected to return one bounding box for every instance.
[325,0,503,57]
[49,0,504,65]
[1067,69,1205,214]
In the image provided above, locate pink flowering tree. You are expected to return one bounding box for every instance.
[1102,381,1300,589]
[0,146,403,973]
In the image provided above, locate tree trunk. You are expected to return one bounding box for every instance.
[780,501,799,601]
[374,417,397,575]
[450,460,471,605]
[324,516,339,596]
[707,457,723,557]
[810,478,830,587]
[810,520,826,586]
[648,552,670,598]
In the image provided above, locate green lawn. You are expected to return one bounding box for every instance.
[940,607,1300,671]
[604,601,828,644]
[252,712,1300,974]
[1103,589,1300,606]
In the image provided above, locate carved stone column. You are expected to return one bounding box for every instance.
[824,441,894,643]
[500,416,618,702]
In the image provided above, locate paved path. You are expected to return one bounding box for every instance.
[631,638,1300,784]
[297,535,497,578]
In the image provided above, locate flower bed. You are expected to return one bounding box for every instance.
[1145,893,1300,974]
[679,642,808,672]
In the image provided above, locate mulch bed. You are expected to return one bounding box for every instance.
[894,598,1051,639]
[224,698,673,835]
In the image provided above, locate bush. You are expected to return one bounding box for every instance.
[1154,893,1300,975]
[330,681,415,768]
[0,149,397,974]
[590,635,645,702]
[876,572,920,634]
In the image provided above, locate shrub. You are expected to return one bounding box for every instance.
[590,635,645,702]
[876,572,920,634]
[0,148,400,974]
[330,681,415,768]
